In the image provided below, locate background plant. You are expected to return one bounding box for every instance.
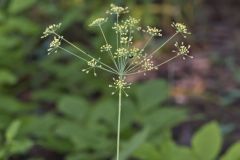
[0,0,240,160]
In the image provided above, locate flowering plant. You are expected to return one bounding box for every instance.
[41,4,192,160]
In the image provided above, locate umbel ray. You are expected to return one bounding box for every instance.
[41,4,193,160]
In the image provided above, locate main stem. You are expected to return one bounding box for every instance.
[116,87,122,160]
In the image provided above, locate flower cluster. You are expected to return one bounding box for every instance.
[172,22,191,38]
[42,5,193,160]
[109,77,131,96]
[143,26,162,37]
[173,42,193,60]
[48,36,62,55]
[42,3,192,93]
[82,59,101,76]
[120,36,132,45]
[114,48,128,58]
[89,18,108,27]
[41,23,61,38]
[129,47,142,58]
[100,44,112,52]
[141,56,158,74]
[112,23,129,35]
[124,17,141,30]
[106,4,129,15]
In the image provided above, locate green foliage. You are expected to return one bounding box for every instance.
[136,79,169,111]
[221,142,240,160]
[8,0,38,14]
[133,122,239,160]
[192,122,222,160]
[0,70,17,86]
[0,0,238,160]
[0,120,33,159]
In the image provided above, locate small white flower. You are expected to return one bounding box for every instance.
[143,26,162,37]
[172,22,191,38]
[114,48,128,58]
[173,42,193,60]
[109,77,131,96]
[141,56,158,74]
[89,18,108,27]
[100,44,112,52]
[41,23,61,38]
[82,59,101,76]
[47,36,62,55]
[106,4,129,15]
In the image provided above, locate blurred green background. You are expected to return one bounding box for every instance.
[0,0,240,160]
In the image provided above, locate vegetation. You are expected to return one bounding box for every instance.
[0,0,239,160]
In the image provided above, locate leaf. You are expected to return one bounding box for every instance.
[6,120,21,143]
[119,127,150,160]
[0,96,31,113]
[58,96,89,121]
[8,0,37,14]
[21,114,59,138]
[0,149,6,159]
[136,79,169,111]
[5,17,40,35]
[221,142,240,160]
[192,122,222,160]
[159,139,195,160]
[133,143,161,160]
[9,139,33,154]
[0,70,17,85]
[143,108,187,133]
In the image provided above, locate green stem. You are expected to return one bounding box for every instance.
[116,87,122,160]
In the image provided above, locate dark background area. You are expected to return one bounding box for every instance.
[0,0,240,160]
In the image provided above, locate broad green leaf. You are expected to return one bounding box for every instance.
[39,135,73,152]
[9,139,33,153]
[133,143,161,160]
[8,0,37,14]
[67,153,94,160]
[192,122,222,160]
[58,96,89,121]
[143,108,187,133]
[21,114,59,138]
[136,79,169,111]
[120,127,150,160]
[221,142,240,160]
[159,139,195,160]
[55,120,110,151]
[89,99,116,127]
[4,17,40,35]
[0,70,17,85]
[0,96,31,113]
[6,120,21,143]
